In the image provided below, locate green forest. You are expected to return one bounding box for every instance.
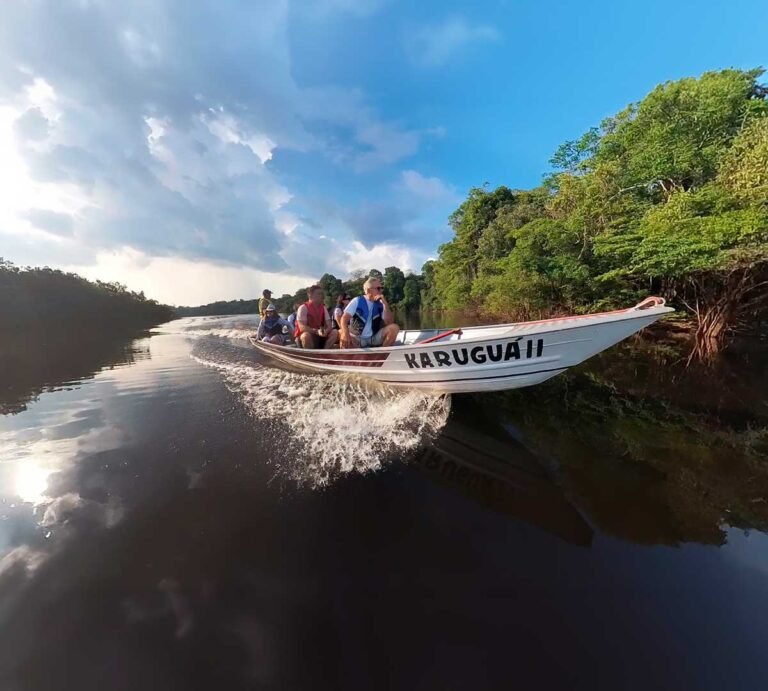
[0,260,174,335]
[425,68,768,362]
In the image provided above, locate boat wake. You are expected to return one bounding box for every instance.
[190,337,451,487]
[175,315,258,341]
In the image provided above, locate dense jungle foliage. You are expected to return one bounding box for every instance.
[424,68,768,361]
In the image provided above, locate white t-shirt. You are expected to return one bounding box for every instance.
[333,306,344,325]
[344,297,377,338]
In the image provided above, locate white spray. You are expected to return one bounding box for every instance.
[192,350,451,487]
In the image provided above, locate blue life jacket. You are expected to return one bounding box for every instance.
[262,315,283,336]
[349,297,383,337]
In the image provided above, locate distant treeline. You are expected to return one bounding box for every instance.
[175,299,260,317]
[423,68,768,361]
[273,267,425,313]
[175,266,427,317]
[0,260,174,334]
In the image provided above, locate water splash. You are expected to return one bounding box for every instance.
[179,323,256,341]
[182,327,255,340]
[168,315,259,341]
[191,344,450,487]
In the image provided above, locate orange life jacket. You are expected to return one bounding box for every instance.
[295,301,327,339]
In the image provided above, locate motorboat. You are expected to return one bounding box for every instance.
[248,297,673,394]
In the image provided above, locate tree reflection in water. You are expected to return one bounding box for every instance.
[460,339,768,546]
[0,331,150,415]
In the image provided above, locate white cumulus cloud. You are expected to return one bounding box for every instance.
[0,0,460,302]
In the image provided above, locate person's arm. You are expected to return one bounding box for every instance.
[256,319,266,338]
[379,295,394,325]
[339,298,358,348]
[297,306,310,334]
[339,311,352,348]
[324,307,333,331]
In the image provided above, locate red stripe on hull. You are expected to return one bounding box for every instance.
[306,359,386,368]
[256,342,389,368]
[288,351,388,362]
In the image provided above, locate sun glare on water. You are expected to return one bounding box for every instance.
[14,461,53,505]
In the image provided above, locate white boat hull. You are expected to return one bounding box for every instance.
[250,298,673,394]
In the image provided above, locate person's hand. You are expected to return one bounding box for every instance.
[340,331,350,349]
[317,327,326,337]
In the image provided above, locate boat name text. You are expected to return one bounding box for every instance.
[404,338,544,369]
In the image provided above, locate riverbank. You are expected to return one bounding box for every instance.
[0,262,173,336]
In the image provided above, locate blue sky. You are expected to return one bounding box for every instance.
[0,0,766,304]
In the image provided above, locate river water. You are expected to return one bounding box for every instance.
[1,315,768,690]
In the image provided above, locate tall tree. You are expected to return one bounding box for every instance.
[595,68,767,197]
[318,273,343,308]
[718,116,768,204]
[342,269,367,298]
[401,274,423,310]
[382,266,406,304]
[420,260,437,307]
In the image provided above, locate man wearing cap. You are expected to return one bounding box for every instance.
[256,304,291,345]
[258,289,272,318]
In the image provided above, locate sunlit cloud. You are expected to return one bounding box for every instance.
[0,1,459,302]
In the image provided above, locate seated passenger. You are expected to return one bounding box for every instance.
[257,304,290,344]
[296,285,339,349]
[332,292,351,330]
[286,302,300,336]
[339,277,400,348]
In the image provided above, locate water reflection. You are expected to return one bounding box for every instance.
[0,325,216,584]
[0,330,150,415]
[2,318,768,688]
[13,461,51,505]
[462,346,768,546]
[413,416,593,546]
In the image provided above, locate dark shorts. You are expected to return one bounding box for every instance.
[301,333,327,349]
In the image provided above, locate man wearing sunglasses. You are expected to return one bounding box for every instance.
[340,276,400,349]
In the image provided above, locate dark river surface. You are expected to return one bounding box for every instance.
[2,315,768,690]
